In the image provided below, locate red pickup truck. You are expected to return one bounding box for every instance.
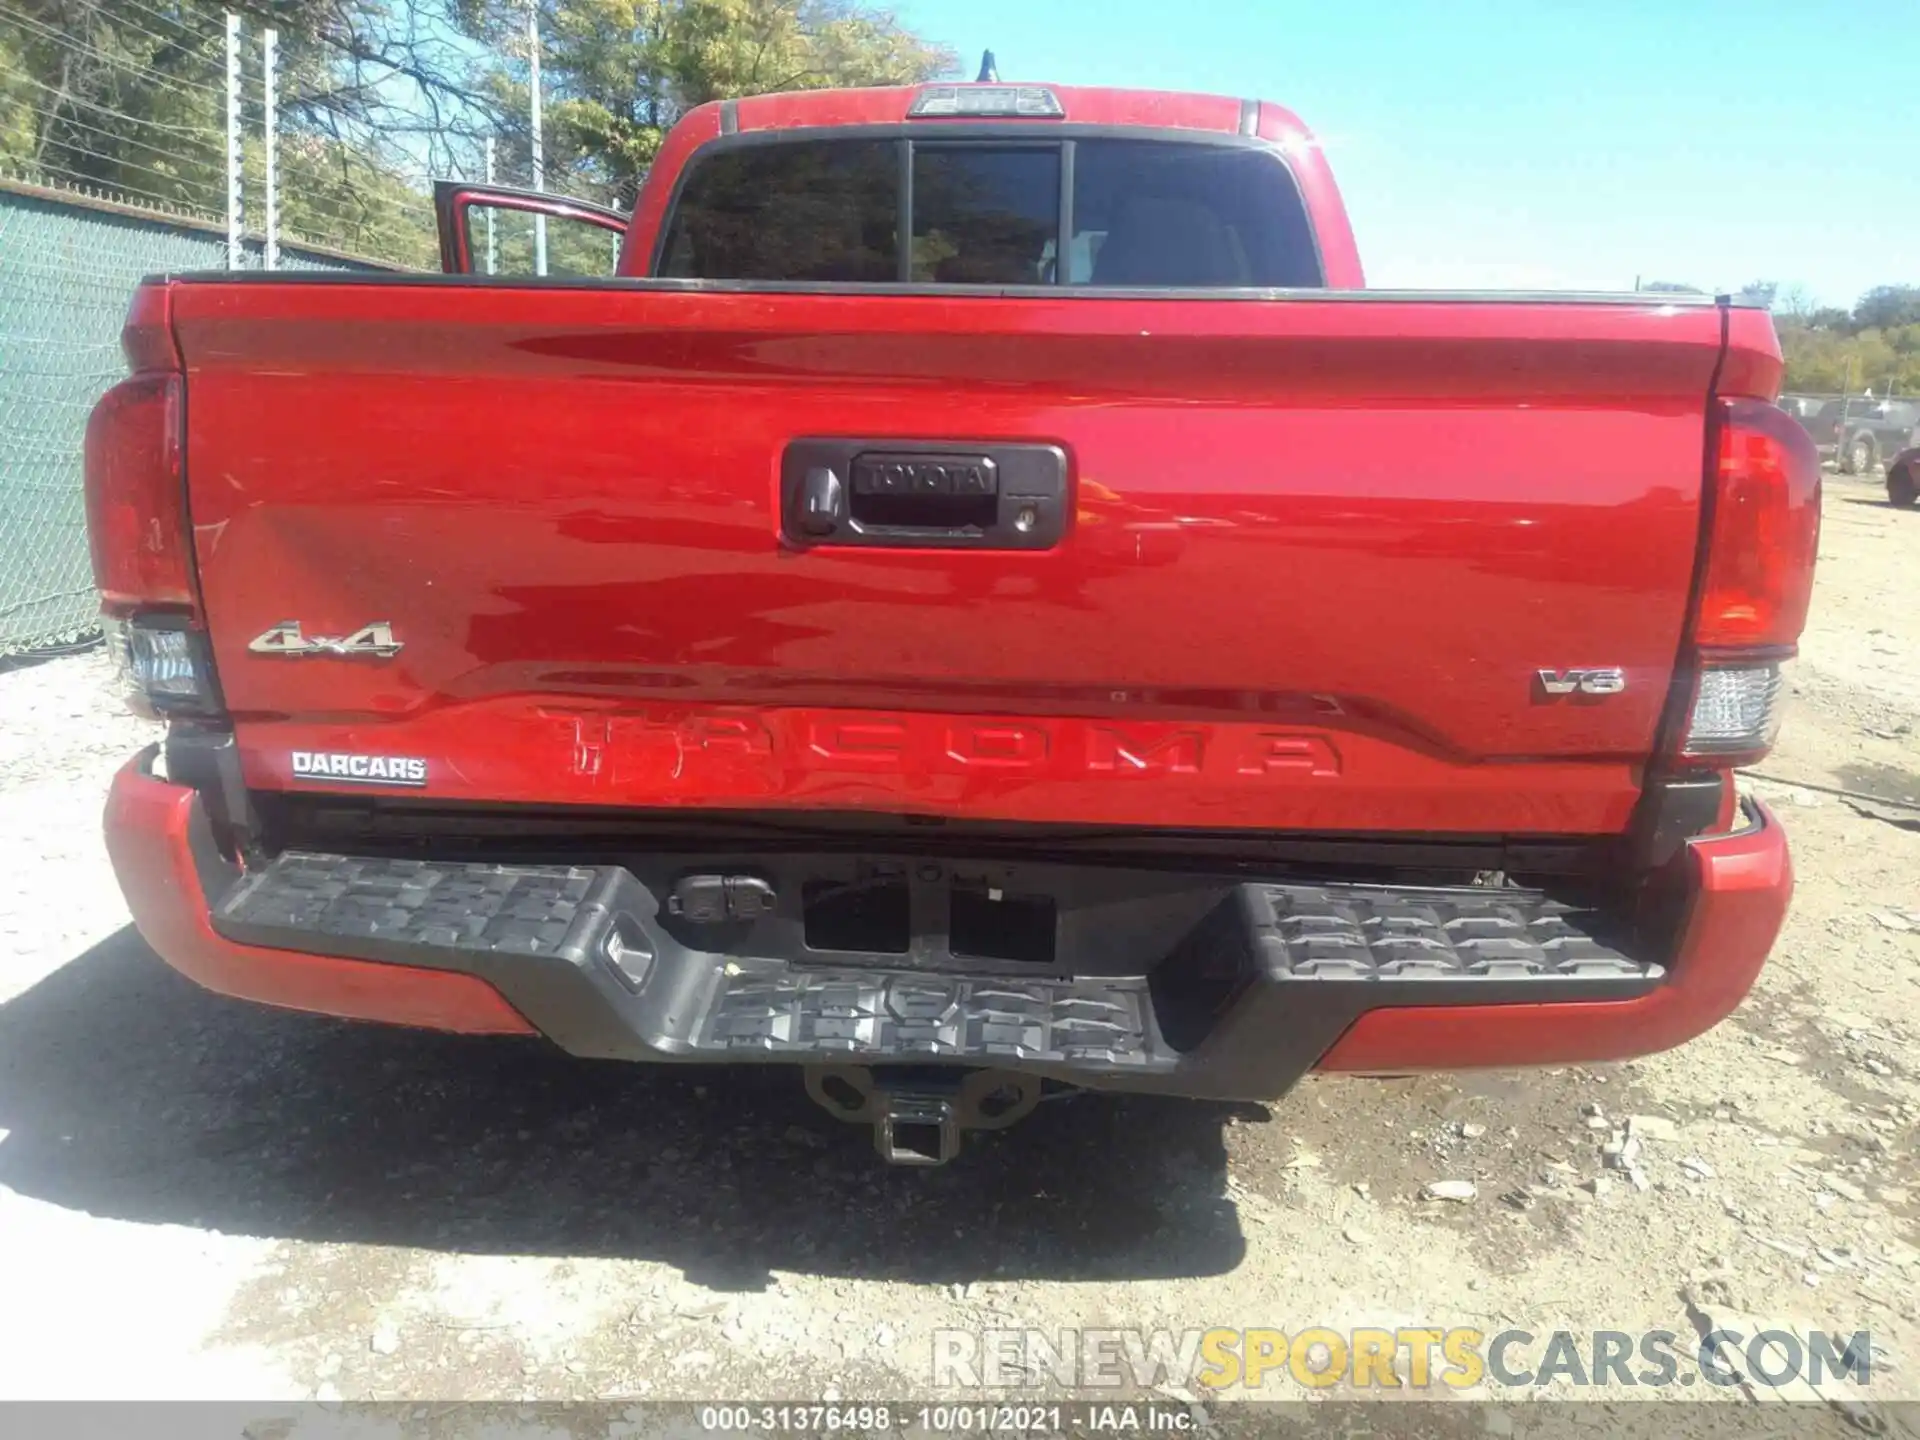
[89,82,1818,1164]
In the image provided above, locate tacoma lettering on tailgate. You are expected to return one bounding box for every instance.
[539,710,1341,784]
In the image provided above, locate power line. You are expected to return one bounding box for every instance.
[271,171,437,221]
[27,103,223,166]
[0,5,227,99]
[100,0,223,47]
[0,0,215,73]
[16,95,434,236]
[3,72,220,137]
[67,1,219,60]
[2,11,481,267]
[268,190,435,239]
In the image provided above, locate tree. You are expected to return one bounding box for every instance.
[3,0,954,260]
[1779,320,1920,395]
[1771,282,1814,322]
[0,0,498,256]
[1735,279,1776,309]
[0,0,233,213]
[1853,285,1920,332]
[452,0,955,204]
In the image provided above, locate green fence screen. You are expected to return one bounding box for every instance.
[0,181,379,653]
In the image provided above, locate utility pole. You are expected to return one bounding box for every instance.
[529,6,546,276]
[484,135,497,276]
[1838,355,1856,462]
[224,12,242,269]
[262,27,279,270]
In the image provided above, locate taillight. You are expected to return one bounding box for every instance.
[1696,401,1821,649]
[1677,399,1821,766]
[84,282,222,717]
[84,373,190,613]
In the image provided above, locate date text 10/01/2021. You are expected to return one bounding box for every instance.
[697,1406,1188,1433]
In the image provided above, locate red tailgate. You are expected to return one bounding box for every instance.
[173,281,1746,835]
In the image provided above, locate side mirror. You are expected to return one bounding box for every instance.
[432,181,629,276]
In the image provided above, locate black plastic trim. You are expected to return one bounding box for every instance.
[208,849,1663,1100]
[261,794,1611,878]
[895,137,913,284]
[1630,772,1728,872]
[781,438,1068,549]
[180,755,242,901]
[1056,139,1075,285]
[163,722,258,856]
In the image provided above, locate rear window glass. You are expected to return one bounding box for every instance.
[911,145,1060,283]
[658,135,1321,288]
[657,140,897,282]
[1066,141,1321,287]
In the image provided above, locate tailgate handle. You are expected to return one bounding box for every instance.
[800,467,845,536]
[782,440,1068,550]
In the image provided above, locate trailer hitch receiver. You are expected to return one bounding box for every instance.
[803,1064,1043,1165]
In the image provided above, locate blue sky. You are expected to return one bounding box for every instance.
[892,0,1912,307]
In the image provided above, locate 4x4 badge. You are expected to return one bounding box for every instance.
[248,620,403,659]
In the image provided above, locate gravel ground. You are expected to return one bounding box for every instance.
[0,471,1914,1426]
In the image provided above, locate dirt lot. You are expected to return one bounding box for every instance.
[0,471,1914,1423]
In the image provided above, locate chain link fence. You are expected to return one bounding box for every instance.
[0,0,513,655]
[0,179,379,654]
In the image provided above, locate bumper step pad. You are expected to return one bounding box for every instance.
[1244,883,1652,982]
[211,851,1663,1092]
[703,966,1164,1067]
[217,854,625,963]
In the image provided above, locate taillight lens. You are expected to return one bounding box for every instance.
[1675,399,1820,767]
[1695,400,1820,649]
[1682,663,1786,760]
[83,372,192,615]
[103,616,222,719]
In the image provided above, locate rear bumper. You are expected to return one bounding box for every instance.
[103,749,1791,1098]
[103,751,535,1037]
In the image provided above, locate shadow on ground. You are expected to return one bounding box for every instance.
[0,929,1252,1289]
[1841,496,1913,511]
[1836,757,1920,806]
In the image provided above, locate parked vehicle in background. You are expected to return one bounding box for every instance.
[1776,394,1826,425]
[1887,447,1918,507]
[86,81,1817,1166]
[1807,397,1920,475]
